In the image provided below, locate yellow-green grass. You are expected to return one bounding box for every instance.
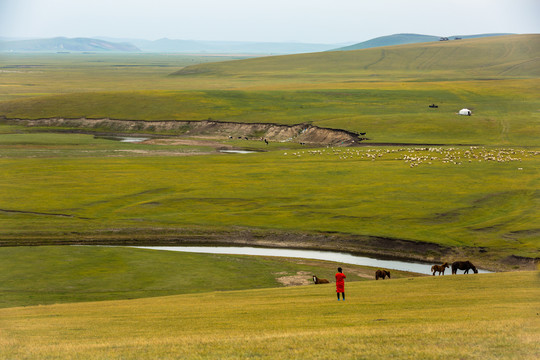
[0,35,538,263]
[1,271,537,359]
[1,245,409,309]
[1,79,539,145]
[1,137,538,259]
[172,35,540,80]
[1,36,538,146]
[0,132,215,157]
[1,36,538,102]
[0,52,257,101]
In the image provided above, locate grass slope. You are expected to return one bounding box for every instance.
[173,35,540,79]
[332,33,441,51]
[0,53,254,102]
[1,36,538,146]
[0,135,538,261]
[0,245,410,309]
[0,37,538,265]
[1,271,538,359]
[1,79,539,145]
[332,33,513,51]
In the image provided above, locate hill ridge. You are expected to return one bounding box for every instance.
[172,34,540,79]
[0,36,140,52]
[332,33,514,51]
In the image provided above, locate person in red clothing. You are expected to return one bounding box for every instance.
[335,267,346,301]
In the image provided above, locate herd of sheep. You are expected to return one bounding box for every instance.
[284,146,538,168]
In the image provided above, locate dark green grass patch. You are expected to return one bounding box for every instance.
[0,245,394,308]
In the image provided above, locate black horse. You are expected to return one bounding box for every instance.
[451,261,478,274]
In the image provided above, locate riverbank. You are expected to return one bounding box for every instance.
[1,117,365,147]
[0,245,422,309]
[2,228,537,272]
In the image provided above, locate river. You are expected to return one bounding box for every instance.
[132,246,492,275]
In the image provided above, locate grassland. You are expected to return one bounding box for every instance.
[0,36,538,262]
[0,35,538,359]
[0,52,257,101]
[1,245,421,309]
[1,36,539,146]
[1,271,538,359]
[1,79,539,145]
[171,35,540,80]
[0,129,538,264]
[0,36,540,268]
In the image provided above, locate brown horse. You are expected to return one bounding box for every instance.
[313,275,329,284]
[375,269,391,280]
[431,262,449,276]
[451,261,478,274]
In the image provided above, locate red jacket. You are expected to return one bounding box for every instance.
[335,272,346,292]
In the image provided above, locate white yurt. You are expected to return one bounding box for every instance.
[458,108,472,116]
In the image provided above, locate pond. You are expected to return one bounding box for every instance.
[95,135,149,143]
[132,246,492,275]
[219,149,258,154]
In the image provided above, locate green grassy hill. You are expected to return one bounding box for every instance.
[331,33,513,51]
[0,135,538,263]
[332,33,441,51]
[173,34,540,79]
[1,270,537,359]
[0,245,418,309]
[0,35,538,265]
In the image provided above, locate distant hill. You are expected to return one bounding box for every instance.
[0,36,347,54]
[332,33,514,51]
[0,37,140,52]
[97,37,344,54]
[172,34,540,79]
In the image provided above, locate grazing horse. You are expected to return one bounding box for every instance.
[431,262,449,276]
[313,275,329,284]
[375,269,391,280]
[451,261,478,274]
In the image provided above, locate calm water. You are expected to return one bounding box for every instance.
[219,149,257,154]
[132,246,492,275]
[95,135,149,143]
[118,137,149,143]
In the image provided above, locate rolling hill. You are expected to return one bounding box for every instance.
[1,271,538,359]
[0,37,140,52]
[172,34,540,79]
[332,33,440,51]
[0,36,345,54]
[99,37,343,54]
[332,33,513,51]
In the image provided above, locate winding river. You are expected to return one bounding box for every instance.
[133,246,492,275]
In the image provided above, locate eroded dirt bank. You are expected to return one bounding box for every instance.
[4,117,365,146]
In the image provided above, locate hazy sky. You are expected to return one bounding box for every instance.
[1,0,539,43]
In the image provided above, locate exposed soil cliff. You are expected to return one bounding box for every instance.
[5,117,365,146]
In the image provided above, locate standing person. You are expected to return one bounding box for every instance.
[335,267,346,301]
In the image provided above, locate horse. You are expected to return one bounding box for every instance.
[313,275,329,284]
[429,104,439,108]
[375,269,391,280]
[451,261,478,274]
[431,262,449,276]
